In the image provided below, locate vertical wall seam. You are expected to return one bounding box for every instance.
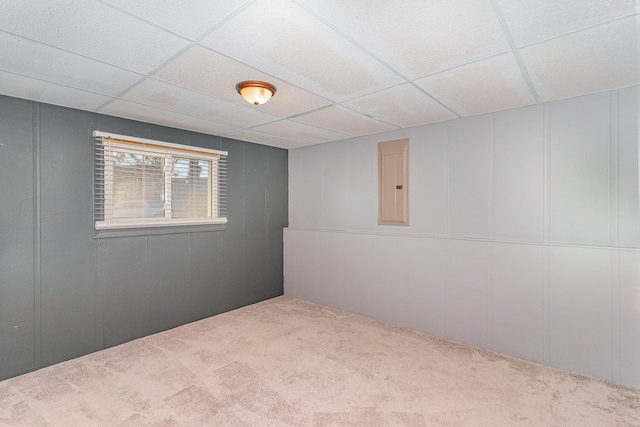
[611,250,620,382]
[94,116,104,352]
[443,240,448,336]
[609,90,621,382]
[487,242,494,352]
[543,103,551,243]
[344,143,349,309]
[145,235,149,334]
[242,144,246,296]
[489,114,494,239]
[348,144,351,237]
[543,245,550,365]
[487,115,494,350]
[320,145,325,229]
[443,123,450,337]
[610,90,621,382]
[542,103,551,365]
[265,149,270,294]
[338,233,344,311]
[445,122,450,235]
[611,90,620,247]
[32,101,42,370]
[144,125,150,335]
[313,231,318,303]
[95,240,103,351]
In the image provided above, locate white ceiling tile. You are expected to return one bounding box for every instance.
[293,105,397,136]
[0,0,189,74]
[224,129,303,149]
[343,84,458,128]
[415,53,536,116]
[252,120,350,145]
[496,0,637,46]
[153,45,332,117]
[200,0,403,101]
[0,70,112,110]
[121,78,280,128]
[102,0,248,40]
[520,16,639,102]
[297,0,510,79]
[100,99,241,136]
[0,32,142,96]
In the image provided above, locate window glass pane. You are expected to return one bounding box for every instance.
[171,157,211,219]
[112,152,165,219]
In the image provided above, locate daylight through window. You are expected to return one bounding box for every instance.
[94,131,227,230]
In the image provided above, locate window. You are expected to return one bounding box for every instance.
[93,131,227,230]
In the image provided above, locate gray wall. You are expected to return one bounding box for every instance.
[285,86,640,389]
[0,94,288,381]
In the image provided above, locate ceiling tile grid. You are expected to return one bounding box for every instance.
[518,15,639,102]
[494,0,638,47]
[117,77,281,128]
[342,83,458,128]
[0,0,190,74]
[251,119,350,146]
[0,31,143,97]
[0,69,113,111]
[414,53,538,117]
[0,0,637,149]
[151,45,333,118]
[296,0,512,80]
[101,99,242,136]
[101,0,251,40]
[200,0,405,101]
[292,105,399,137]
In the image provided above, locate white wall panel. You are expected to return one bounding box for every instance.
[299,144,324,228]
[490,243,544,363]
[283,229,299,298]
[315,232,344,310]
[409,124,448,235]
[322,142,349,230]
[341,233,374,316]
[447,116,491,238]
[295,231,318,303]
[445,239,489,348]
[619,250,640,389]
[548,93,611,245]
[288,149,303,228]
[491,106,544,241]
[369,234,405,326]
[549,246,612,381]
[617,87,640,248]
[403,237,446,337]
[347,139,377,231]
[285,86,640,389]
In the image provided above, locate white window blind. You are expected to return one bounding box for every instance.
[93,131,227,230]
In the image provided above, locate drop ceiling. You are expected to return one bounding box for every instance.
[1,0,638,149]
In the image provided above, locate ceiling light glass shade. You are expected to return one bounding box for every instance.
[236,80,276,105]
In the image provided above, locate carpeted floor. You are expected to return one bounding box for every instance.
[0,296,638,426]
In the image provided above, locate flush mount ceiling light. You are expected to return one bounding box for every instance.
[236,80,277,105]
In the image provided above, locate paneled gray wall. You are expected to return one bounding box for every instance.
[285,87,640,388]
[0,95,288,381]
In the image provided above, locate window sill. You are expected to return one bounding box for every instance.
[94,222,226,239]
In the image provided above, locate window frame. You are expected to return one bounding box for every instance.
[93,130,227,232]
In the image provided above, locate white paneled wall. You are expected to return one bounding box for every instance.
[285,86,640,388]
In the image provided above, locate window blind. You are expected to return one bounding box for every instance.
[94,131,227,230]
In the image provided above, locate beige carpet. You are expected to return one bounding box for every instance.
[0,296,638,426]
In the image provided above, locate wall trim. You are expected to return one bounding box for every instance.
[285,227,640,252]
